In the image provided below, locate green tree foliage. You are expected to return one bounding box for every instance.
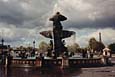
[38,41,51,52]
[88,37,105,52]
[97,42,105,52]
[108,43,115,53]
[89,37,97,51]
[67,43,80,53]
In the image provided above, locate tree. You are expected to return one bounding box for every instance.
[38,41,51,52]
[88,37,105,52]
[97,42,105,52]
[67,43,80,53]
[108,43,115,53]
[89,37,97,51]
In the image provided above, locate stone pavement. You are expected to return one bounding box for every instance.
[80,66,115,77]
[0,55,115,77]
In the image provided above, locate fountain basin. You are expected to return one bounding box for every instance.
[40,30,75,39]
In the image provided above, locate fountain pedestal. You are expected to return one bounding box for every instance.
[40,12,75,58]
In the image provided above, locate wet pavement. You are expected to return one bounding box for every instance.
[81,66,115,77]
[1,66,115,77]
[0,57,115,77]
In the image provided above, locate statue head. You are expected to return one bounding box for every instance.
[56,12,60,15]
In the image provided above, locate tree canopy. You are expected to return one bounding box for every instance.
[38,41,51,52]
[108,43,115,53]
[67,43,80,53]
[88,37,105,52]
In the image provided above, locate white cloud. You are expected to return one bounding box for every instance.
[67,28,115,47]
[88,28,115,45]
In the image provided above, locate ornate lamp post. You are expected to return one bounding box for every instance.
[33,41,35,49]
[1,38,4,46]
[32,40,35,56]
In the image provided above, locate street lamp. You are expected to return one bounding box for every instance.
[32,40,35,57]
[1,38,4,46]
[33,41,35,49]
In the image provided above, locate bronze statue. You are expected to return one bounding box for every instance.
[49,12,67,30]
[40,12,75,58]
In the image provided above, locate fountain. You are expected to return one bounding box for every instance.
[40,12,75,58]
[5,12,105,68]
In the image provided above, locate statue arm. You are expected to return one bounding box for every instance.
[59,15,67,21]
[49,17,54,21]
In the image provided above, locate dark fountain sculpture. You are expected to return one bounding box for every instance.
[40,12,75,58]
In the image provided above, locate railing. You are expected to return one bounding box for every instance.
[69,58,102,67]
[11,59,41,67]
[9,58,102,67]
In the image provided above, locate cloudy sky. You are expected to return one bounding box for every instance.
[0,0,115,47]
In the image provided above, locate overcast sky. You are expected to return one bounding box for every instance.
[0,0,115,47]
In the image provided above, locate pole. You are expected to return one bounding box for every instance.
[33,41,35,49]
[33,41,35,56]
[52,28,55,57]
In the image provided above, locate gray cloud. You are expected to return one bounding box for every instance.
[54,0,115,29]
[0,0,27,25]
[0,0,115,47]
[0,0,56,28]
[0,0,115,29]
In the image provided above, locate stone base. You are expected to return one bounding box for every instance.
[6,57,105,68]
